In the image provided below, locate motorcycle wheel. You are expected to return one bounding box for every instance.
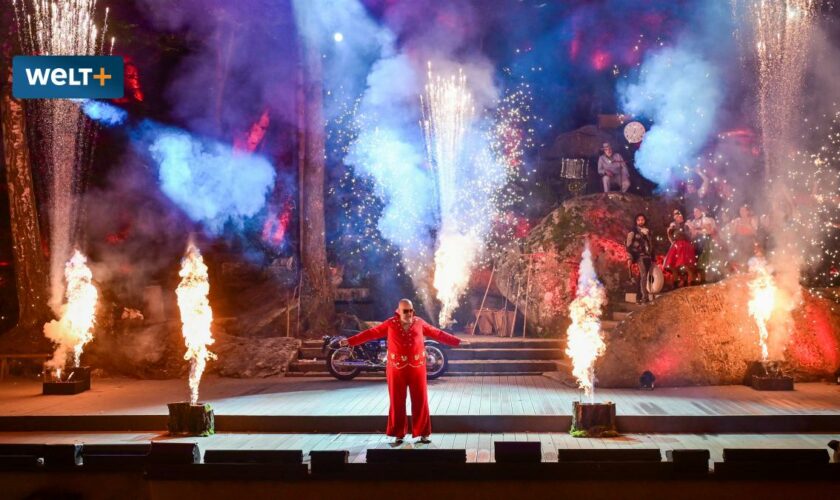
[425,344,448,380]
[327,348,362,380]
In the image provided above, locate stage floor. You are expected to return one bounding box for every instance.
[2,375,839,433]
[1,375,839,417]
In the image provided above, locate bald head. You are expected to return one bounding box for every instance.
[396,299,415,322]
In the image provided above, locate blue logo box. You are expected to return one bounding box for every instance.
[13,56,124,99]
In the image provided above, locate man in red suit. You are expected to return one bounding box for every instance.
[341,299,461,444]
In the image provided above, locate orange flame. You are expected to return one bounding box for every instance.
[565,242,606,402]
[43,250,98,373]
[748,257,778,362]
[176,244,216,404]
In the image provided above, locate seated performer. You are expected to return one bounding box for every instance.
[597,142,631,193]
[341,299,460,445]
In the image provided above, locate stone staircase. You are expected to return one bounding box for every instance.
[609,292,653,323]
[287,336,564,377]
[287,294,653,378]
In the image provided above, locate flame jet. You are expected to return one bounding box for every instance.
[176,243,216,405]
[565,242,607,403]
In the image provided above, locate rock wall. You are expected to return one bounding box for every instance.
[84,319,301,379]
[213,334,301,378]
[497,193,679,336]
[595,277,840,387]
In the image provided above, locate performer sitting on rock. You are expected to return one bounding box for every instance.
[626,213,654,304]
[664,209,697,288]
[341,299,460,445]
[597,142,631,193]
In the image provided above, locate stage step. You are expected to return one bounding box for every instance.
[287,358,560,376]
[601,320,619,331]
[611,311,632,321]
[448,360,559,373]
[624,292,661,304]
[448,348,560,361]
[300,347,563,361]
[613,301,644,312]
[300,342,566,360]
[284,371,552,378]
[300,338,563,349]
[291,333,566,377]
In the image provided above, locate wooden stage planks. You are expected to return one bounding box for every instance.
[0,375,839,433]
[1,375,839,417]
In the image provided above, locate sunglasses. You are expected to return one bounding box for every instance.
[401,309,414,314]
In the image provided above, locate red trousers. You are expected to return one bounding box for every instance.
[386,365,430,438]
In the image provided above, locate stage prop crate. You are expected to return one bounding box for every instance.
[167,402,215,436]
[744,361,794,391]
[570,401,618,437]
[42,366,91,395]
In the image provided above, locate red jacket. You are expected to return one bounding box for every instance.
[347,314,461,369]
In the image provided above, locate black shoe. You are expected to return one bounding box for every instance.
[418,436,431,444]
[390,437,404,446]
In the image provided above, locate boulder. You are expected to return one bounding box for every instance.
[497,193,679,336]
[211,334,301,378]
[594,277,840,387]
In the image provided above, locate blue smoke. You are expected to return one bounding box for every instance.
[294,0,440,306]
[77,98,277,238]
[135,122,276,234]
[292,0,389,119]
[78,100,128,127]
[618,47,722,187]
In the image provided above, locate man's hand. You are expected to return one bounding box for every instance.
[640,228,649,235]
[338,338,349,348]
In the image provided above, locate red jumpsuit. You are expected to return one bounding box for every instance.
[347,314,460,438]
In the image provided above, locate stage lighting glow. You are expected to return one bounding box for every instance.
[333,32,344,42]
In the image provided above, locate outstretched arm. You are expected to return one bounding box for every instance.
[422,323,461,347]
[346,321,389,347]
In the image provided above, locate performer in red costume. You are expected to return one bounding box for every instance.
[341,299,461,444]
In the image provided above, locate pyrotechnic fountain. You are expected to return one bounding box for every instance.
[11,0,113,312]
[421,64,509,327]
[733,0,817,377]
[42,250,98,394]
[169,243,216,435]
[565,242,615,437]
[737,0,817,178]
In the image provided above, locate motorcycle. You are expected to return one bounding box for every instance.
[322,330,450,381]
